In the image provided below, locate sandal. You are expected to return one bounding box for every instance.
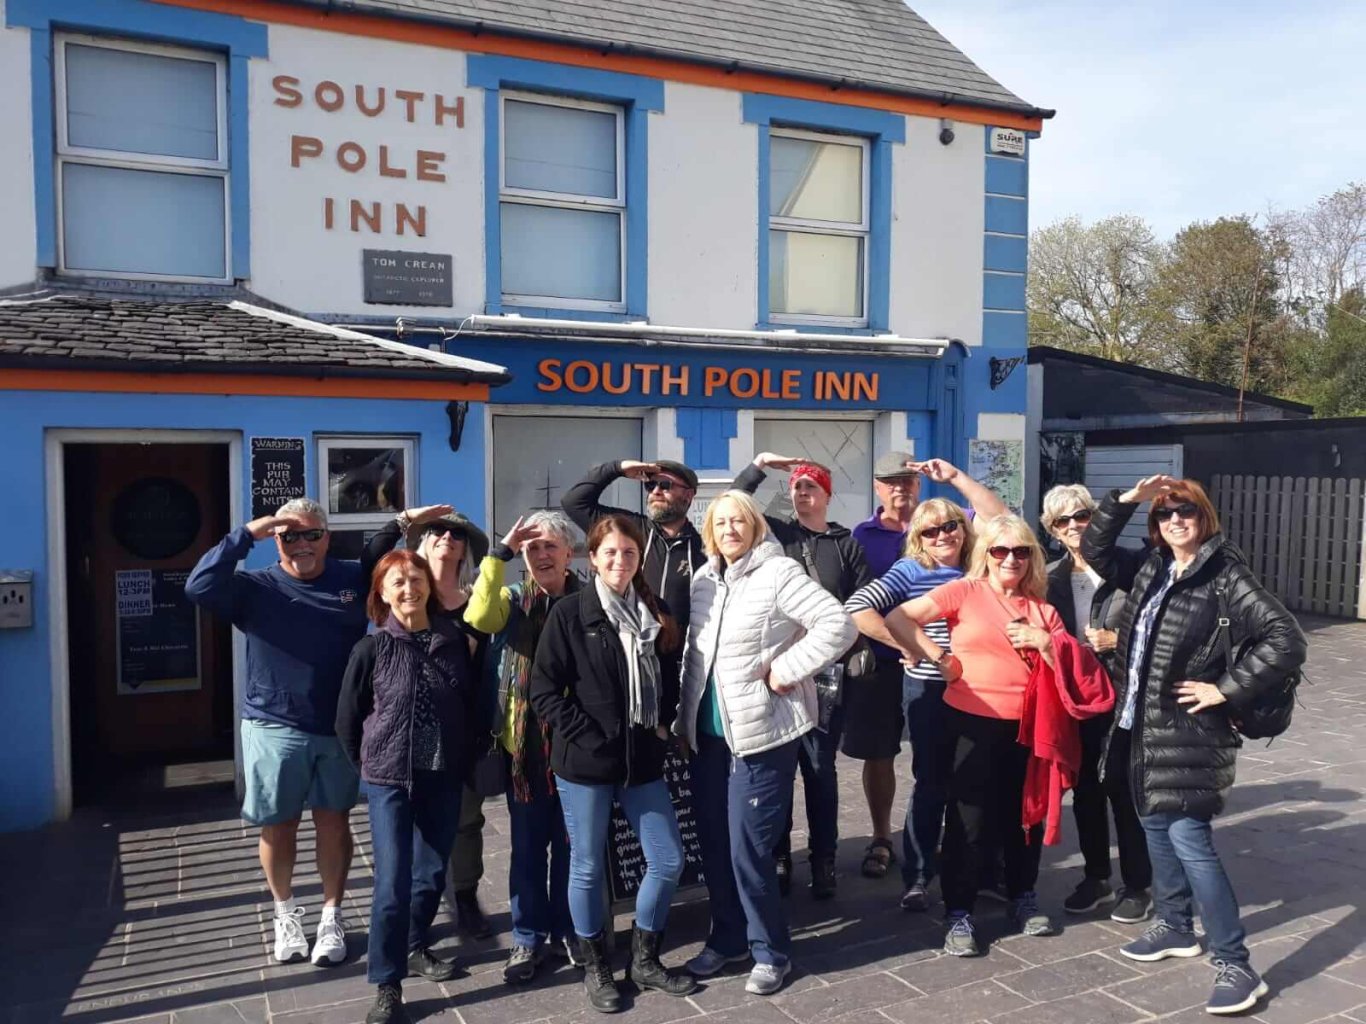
[861,838,896,879]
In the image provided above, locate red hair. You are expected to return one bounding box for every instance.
[367,549,438,626]
[1146,479,1221,551]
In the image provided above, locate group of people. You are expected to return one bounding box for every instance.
[186,449,1307,1023]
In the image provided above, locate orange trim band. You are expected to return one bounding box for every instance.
[153,0,1045,132]
[3,368,489,401]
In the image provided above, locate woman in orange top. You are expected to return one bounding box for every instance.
[885,514,1063,958]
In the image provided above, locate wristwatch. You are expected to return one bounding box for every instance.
[394,511,412,532]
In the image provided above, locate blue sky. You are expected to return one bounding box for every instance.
[911,1,1366,239]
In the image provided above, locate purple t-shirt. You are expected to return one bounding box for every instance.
[852,507,908,579]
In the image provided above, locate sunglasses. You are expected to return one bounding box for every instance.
[422,523,464,541]
[879,476,919,490]
[644,479,681,493]
[279,528,326,544]
[1153,502,1200,524]
[1054,509,1093,527]
[919,520,962,540]
[988,545,1033,562]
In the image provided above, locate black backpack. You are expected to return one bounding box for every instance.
[1214,584,1302,740]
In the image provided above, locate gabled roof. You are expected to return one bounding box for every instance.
[283,0,1049,118]
[0,292,509,384]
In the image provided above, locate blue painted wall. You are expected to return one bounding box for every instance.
[0,389,486,831]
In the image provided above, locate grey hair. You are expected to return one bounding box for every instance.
[521,509,579,549]
[276,497,328,527]
[1040,484,1098,532]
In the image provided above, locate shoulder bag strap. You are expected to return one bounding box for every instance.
[1214,583,1235,669]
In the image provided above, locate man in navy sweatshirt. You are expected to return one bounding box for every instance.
[187,496,449,968]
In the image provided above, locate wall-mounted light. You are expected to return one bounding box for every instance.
[939,118,956,146]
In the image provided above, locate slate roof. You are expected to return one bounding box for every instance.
[0,293,509,383]
[291,0,1048,116]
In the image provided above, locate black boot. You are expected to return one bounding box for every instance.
[810,855,837,901]
[626,923,698,996]
[577,931,622,1014]
[365,983,409,1024]
[453,888,493,940]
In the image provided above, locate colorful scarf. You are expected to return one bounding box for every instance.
[502,577,562,802]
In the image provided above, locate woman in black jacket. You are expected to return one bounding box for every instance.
[1042,484,1152,925]
[335,549,477,1024]
[1082,476,1307,1017]
[529,514,696,1013]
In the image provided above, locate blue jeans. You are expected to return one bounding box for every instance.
[506,776,573,950]
[901,678,948,887]
[365,773,463,985]
[555,775,683,937]
[1140,811,1248,963]
[777,705,842,861]
[691,733,799,966]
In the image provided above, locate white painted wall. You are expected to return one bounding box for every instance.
[0,14,993,340]
[890,115,985,346]
[0,14,37,290]
[247,24,485,316]
[648,82,756,329]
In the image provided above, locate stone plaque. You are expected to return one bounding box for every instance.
[362,249,453,306]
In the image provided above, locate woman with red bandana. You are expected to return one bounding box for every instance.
[732,454,871,899]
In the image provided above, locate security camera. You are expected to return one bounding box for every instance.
[938,118,955,146]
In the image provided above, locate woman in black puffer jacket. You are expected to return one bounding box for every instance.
[1082,476,1306,1018]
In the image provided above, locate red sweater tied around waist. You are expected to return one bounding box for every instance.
[1017,630,1115,845]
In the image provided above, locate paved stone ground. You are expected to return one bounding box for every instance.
[3,614,1365,1024]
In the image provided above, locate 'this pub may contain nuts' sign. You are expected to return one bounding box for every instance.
[251,437,307,520]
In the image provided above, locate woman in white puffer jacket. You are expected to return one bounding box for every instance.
[675,490,855,996]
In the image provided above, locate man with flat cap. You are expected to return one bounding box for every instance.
[561,457,706,630]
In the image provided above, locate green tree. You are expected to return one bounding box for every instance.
[1027,215,1164,362]
[1289,288,1366,416]
[1150,217,1296,396]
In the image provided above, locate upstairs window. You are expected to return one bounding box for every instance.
[55,35,229,282]
[768,128,869,325]
[499,93,625,310]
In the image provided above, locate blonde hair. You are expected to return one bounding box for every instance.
[967,514,1047,600]
[903,498,975,569]
[1041,484,1098,532]
[418,530,477,592]
[700,490,770,558]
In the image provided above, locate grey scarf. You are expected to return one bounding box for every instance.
[594,577,661,728]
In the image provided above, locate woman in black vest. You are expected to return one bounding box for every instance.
[1042,484,1152,925]
[336,549,477,1024]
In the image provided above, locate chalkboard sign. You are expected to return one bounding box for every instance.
[116,568,200,695]
[607,747,706,903]
[251,437,307,519]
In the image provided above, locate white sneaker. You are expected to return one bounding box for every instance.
[745,960,791,995]
[273,906,309,963]
[685,946,750,977]
[311,911,347,966]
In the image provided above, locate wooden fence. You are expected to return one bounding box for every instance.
[1210,475,1366,620]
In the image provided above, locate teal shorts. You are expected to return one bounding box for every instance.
[240,719,360,825]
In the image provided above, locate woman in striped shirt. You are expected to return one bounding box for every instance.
[843,498,974,913]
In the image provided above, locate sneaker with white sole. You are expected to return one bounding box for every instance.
[311,911,347,966]
[1120,919,1203,962]
[685,946,750,977]
[274,906,309,963]
[1206,959,1269,1015]
[745,960,791,995]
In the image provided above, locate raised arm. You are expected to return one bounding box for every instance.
[561,460,653,532]
[1081,478,1172,589]
[919,459,1008,519]
[185,522,270,622]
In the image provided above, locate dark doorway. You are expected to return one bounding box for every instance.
[64,442,233,807]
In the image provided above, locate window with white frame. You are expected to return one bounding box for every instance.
[318,436,416,525]
[55,35,230,282]
[768,128,869,324]
[499,93,625,309]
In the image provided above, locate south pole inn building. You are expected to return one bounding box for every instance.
[0,0,1050,830]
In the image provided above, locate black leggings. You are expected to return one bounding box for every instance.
[939,705,1042,914]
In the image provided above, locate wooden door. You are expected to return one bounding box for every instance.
[65,443,232,800]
